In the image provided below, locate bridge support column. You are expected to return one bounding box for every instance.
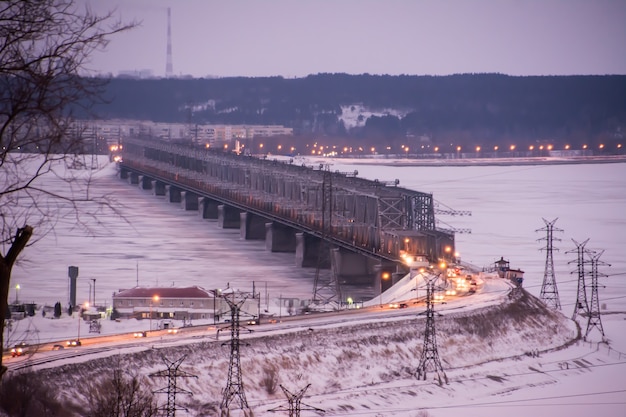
[180,191,199,211]
[295,233,322,267]
[165,185,181,203]
[138,175,152,190]
[372,262,398,297]
[127,172,139,185]
[119,168,129,180]
[152,180,166,196]
[217,205,240,229]
[198,197,220,219]
[240,212,267,240]
[265,222,297,252]
[334,249,386,286]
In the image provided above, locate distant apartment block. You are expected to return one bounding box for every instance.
[71,119,293,147]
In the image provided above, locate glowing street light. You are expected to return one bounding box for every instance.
[14,284,20,304]
[380,272,390,307]
[150,295,160,331]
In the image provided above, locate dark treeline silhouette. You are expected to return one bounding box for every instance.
[88,73,626,151]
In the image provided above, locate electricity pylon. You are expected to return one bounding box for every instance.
[584,249,610,341]
[312,166,342,308]
[219,294,254,417]
[567,238,590,320]
[268,384,325,417]
[537,218,562,309]
[150,355,196,417]
[416,274,448,386]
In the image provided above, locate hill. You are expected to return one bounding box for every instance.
[29,289,577,416]
[88,73,626,150]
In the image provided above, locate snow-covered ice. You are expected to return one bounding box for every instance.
[4,155,626,416]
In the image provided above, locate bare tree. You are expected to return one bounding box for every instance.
[0,0,134,377]
[0,370,78,416]
[86,367,159,417]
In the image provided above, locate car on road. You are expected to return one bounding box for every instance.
[66,339,81,347]
[11,342,28,357]
[133,331,147,338]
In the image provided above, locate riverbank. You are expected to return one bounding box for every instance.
[287,154,626,167]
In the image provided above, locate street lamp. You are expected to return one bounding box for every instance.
[14,284,20,304]
[150,295,159,331]
[380,272,390,307]
[77,301,88,342]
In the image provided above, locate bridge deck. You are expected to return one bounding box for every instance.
[120,137,454,266]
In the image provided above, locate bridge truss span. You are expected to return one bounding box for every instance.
[120,137,454,269]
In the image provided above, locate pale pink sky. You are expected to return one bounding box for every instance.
[79,0,626,78]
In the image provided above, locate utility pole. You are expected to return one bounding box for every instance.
[567,239,590,320]
[416,274,448,386]
[584,249,610,341]
[269,384,325,417]
[537,218,562,310]
[219,293,253,416]
[312,166,342,308]
[150,355,196,417]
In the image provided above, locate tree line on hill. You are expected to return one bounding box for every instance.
[86,73,626,152]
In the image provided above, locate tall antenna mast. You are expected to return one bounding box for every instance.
[537,218,562,310]
[165,7,173,77]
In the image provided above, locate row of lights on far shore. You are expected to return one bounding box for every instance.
[196,142,623,155]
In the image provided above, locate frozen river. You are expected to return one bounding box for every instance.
[11,157,626,313]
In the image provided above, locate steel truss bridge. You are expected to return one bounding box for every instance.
[119,137,455,276]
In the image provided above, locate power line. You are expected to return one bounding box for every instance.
[536,217,563,310]
[218,292,254,416]
[566,238,590,320]
[585,249,610,341]
[150,355,196,417]
[416,274,448,385]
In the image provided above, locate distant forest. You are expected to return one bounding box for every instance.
[89,73,626,152]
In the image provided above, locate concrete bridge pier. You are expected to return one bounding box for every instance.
[180,191,199,211]
[240,212,268,240]
[198,197,220,219]
[119,168,129,180]
[265,222,297,252]
[333,248,382,286]
[217,205,241,229]
[151,180,166,196]
[127,172,139,185]
[138,175,152,190]
[372,262,401,297]
[295,233,323,267]
[165,185,181,203]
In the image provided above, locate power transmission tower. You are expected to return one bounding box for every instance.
[566,238,590,320]
[584,249,610,341]
[312,166,341,308]
[219,293,253,417]
[268,384,325,417]
[416,274,448,386]
[537,218,562,310]
[150,355,196,417]
[165,8,173,77]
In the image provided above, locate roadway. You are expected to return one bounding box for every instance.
[4,273,513,373]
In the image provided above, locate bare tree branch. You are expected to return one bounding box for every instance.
[0,0,136,378]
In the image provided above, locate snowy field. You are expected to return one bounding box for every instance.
[5,155,626,416]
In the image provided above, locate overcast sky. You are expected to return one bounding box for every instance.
[79,0,626,78]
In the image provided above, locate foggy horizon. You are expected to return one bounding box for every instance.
[78,0,626,79]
